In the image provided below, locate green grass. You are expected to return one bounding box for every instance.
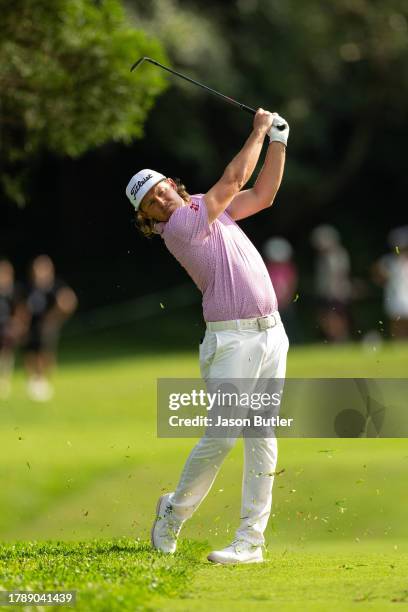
[1,542,407,611]
[0,539,206,611]
[1,338,407,610]
[169,551,408,611]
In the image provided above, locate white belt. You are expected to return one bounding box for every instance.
[206,312,281,332]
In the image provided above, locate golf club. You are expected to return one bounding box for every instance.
[131,57,287,131]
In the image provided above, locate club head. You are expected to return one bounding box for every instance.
[130,56,151,72]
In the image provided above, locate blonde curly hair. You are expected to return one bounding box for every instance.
[135,178,190,238]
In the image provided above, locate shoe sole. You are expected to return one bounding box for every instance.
[151,493,167,550]
[207,554,264,565]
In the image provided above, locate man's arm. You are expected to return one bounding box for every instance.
[227,141,286,221]
[204,109,273,224]
[227,114,289,221]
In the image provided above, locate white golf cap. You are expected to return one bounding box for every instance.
[125,169,166,211]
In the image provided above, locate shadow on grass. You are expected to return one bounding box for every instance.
[0,538,208,562]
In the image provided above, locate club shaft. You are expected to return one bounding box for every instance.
[131,57,287,130]
[132,57,257,115]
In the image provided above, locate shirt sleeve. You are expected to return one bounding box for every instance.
[163,196,211,245]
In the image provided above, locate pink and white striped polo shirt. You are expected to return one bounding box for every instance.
[156,194,278,322]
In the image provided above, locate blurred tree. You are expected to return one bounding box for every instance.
[173,0,408,222]
[0,0,168,204]
[238,0,408,204]
[129,0,408,235]
[126,0,245,188]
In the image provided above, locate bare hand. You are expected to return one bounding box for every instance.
[253,108,275,136]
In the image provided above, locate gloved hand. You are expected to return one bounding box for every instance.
[267,114,290,146]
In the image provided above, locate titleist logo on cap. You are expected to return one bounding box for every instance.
[130,174,153,200]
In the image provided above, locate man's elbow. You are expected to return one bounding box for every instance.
[263,189,279,209]
[225,168,245,193]
[225,159,252,191]
[254,181,281,210]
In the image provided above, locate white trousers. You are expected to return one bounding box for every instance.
[170,319,289,546]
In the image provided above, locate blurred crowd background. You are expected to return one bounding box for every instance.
[0,255,77,400]
[1,0,408,364]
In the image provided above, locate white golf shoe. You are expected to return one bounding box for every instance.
[151,493,183,554]
[207,540,264,565]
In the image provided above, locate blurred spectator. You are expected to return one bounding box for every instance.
[0,259,26,399]
[310,225,352,342]
[263,237,298,337]
[372,226,408,340]
[23,255,78,401]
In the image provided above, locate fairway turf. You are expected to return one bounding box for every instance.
[0,541,407,611]
[1,341,407,610]
[0,539,206,611]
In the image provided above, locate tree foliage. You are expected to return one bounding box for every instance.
[127,0,408,227]
[222,0,408,207]
[0,0,168,204]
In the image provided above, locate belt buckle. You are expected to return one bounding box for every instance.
[257,315,272,331]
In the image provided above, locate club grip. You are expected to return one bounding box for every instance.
[241,104,287,131]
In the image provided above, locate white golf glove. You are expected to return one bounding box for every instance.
[267,114,290,146]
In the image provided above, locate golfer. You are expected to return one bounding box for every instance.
[126,109,289,564]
